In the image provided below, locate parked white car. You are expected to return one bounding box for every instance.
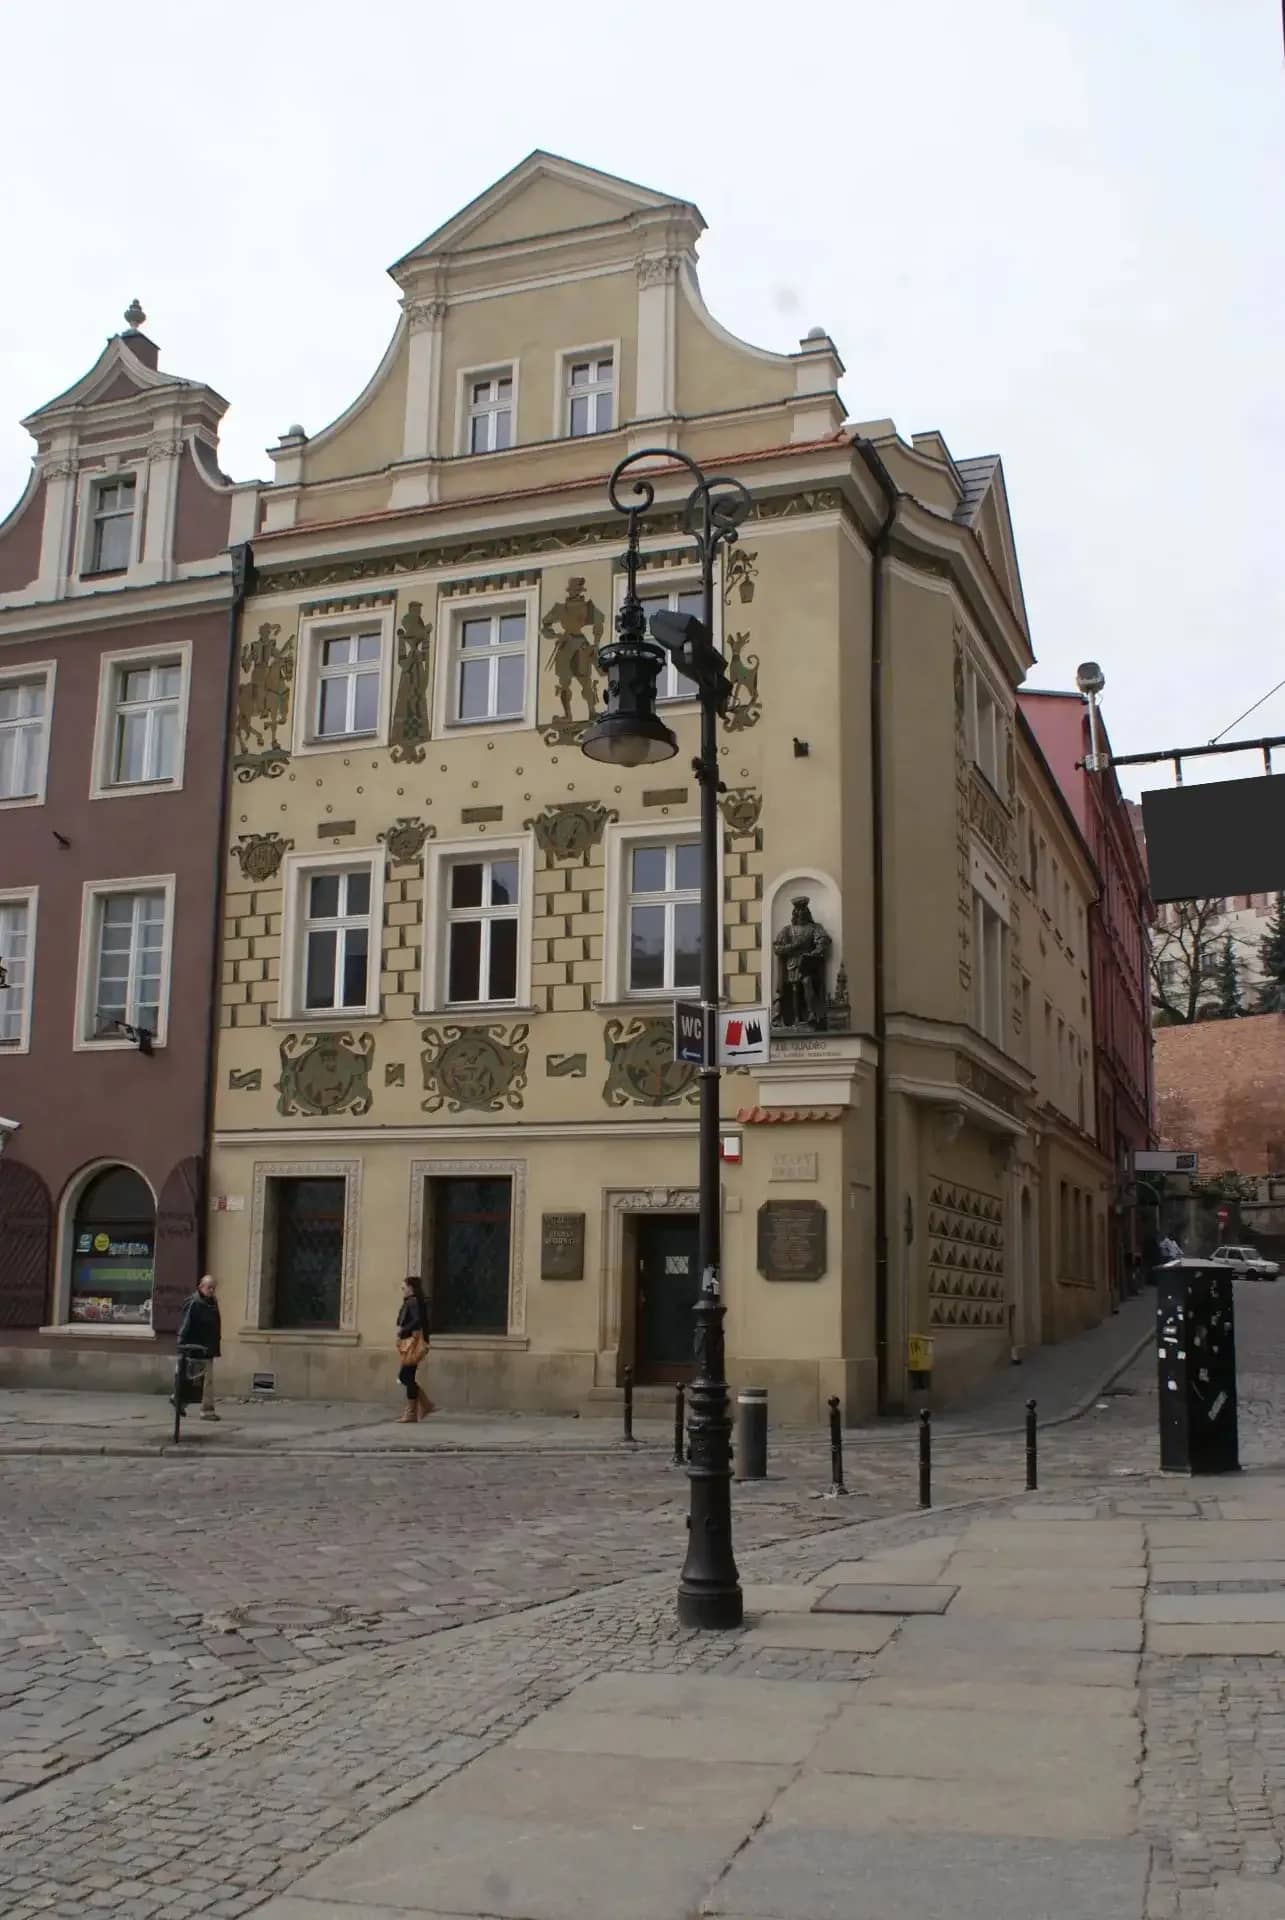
[1212,1245,1281,1281]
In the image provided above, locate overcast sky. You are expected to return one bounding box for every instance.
[2,1,1280,801]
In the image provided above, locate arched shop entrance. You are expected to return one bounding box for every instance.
[68,1165,156,1327]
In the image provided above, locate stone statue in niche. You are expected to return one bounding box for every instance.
[541,577,604,722]
[773,896,833,1032]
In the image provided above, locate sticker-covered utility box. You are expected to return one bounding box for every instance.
[1156,1260,1239,1475]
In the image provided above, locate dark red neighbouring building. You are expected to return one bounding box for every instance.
[1020,689,1155,1295]
[0,306,255,1383]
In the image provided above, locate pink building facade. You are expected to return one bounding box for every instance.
[1020,690,1155,1293]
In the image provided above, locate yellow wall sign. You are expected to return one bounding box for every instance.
[908,1336,934,1373]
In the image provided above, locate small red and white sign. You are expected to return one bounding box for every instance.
[718,1008,770,1068]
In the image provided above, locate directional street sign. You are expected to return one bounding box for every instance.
[718,1008,770,1068]
[673,1002,705,1066]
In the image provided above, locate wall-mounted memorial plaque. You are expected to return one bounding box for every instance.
[541,1212,586,1280]
[757,1200,827,1282]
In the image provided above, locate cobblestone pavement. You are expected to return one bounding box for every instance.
[1,1282,1283,1916]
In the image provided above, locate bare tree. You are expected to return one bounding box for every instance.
[1150,899,1248,1024]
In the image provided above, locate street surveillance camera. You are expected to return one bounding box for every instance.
[1075,661,1106,697]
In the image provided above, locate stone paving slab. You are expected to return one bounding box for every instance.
[939,1562,1147,1588]
[809,1700,1140,1786]
[511,1671,851,1766]
[880,1612,1144,1655]
[294,1805,754,1920]
[858,1676,1138,1718]
[766,1766,1138,1839]
[951,1585,1142,1619]
[704,1828,1151,1918]
[1148,1592,1285,1623]
[1147,1623,1285,1655]
[812,1583,956,1615]
[873,1634,1140,1689]
[1174,1884,1285,1918]
[1149,1561,1285,1583]
[740,1614,897,1654]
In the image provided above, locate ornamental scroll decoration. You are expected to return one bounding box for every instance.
[719,787,762,836]
[602,1018,699,1108]
[721,631,761,733]
[525,800,617,865]
[421,1023,529,1114]
[276,1032,374,1117]
[231,832,293,883]
[390,601,432,764]
[723,548,758,606]
[378,816,436,865]
[233,624,294,783]
[257,491,844,599]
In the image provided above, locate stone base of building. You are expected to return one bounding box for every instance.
[0,1333,175,1394]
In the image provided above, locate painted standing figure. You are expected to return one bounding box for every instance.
[541,577,604,721]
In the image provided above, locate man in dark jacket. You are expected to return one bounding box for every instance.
[177,1275,222,1422]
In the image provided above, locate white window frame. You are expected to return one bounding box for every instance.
[421,833,535,1013]
[602,819,722,1005]
[432,583,539,738]
[77,465,145,578]
[457,360,518,456]
[278,848,386,1021]
[967,659,1005,795]
[0,885,38,1053]
[0,659,56,809]
[553,340,621,440]
[74,874,177,1051]
[89,641,193,799]
[969,845,1010,1050]
[293,607,396,757]
[615,567,722,705]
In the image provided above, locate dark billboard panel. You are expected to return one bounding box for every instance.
[1141,775,1285,902]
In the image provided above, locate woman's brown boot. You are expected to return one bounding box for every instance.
[396,1402,419,1423]
[416,1387,432,1419]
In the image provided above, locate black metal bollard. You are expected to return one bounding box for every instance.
[736,1389,768,1481]
[1025,1398,1038,1490]
[919,1408,932,1509]
[673,1382,686,1466]
[623,1366,634,1444]
[827,1395,849,1496]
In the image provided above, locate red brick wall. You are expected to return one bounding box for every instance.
[1155,1014,1285,1175]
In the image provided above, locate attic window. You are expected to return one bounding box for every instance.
[87,476,137,574]
[565,353,614,437]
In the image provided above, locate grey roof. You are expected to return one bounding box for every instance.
[953,453,999,527]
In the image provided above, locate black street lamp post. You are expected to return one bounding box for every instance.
[582,448,749,1631]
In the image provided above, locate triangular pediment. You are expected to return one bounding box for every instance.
[956,454,1030,642]
[22,334,183,429]
[391,149,700,272]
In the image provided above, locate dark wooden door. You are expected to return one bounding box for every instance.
[636,1214,700,1382]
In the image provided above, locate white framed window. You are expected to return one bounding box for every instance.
[279,851,385,1020]
[422,835,534,1013]
[463,366,515,454]
[0,662,55,806]
[90,643,192,798]
[603,821,721,1004]
[556,344,617,438]
[0,887,37,1051]
[636,579,704,703]
[434,584,538,736]
[972,889,1007,1046]
[294,609,394,756]
[967,661,1004,794]
[446,855,520,1004]
[75,875,176,1049]
[85,474,137,574]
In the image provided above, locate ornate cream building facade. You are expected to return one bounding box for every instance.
[206,152,1110,1418]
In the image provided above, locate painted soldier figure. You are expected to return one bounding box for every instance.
[773,896,832,1031]
[541,577,604,721]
